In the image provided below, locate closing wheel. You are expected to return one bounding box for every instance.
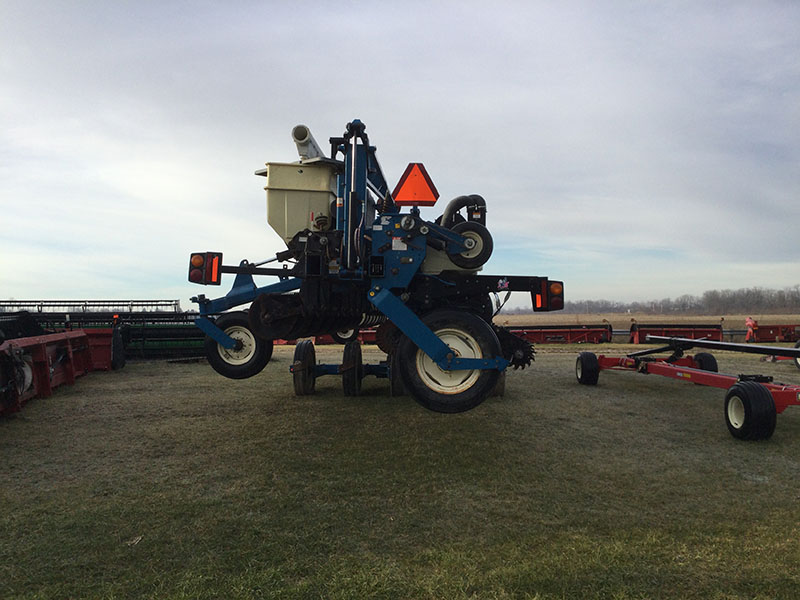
[204,312,273,379]
[694,352,718,372]
[724,381,776,441]
[576,352,600,385]
[397,310,500,413]
[342,341,363,396]
[448,221,493,270]
[292,340,316,395]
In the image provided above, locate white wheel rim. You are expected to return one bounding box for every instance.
[576,360,583,379]
[728,395,745,429]
[460,231,483,260]
[217,325,257,365]
[415,327,482,395]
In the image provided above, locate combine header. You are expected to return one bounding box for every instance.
[187,120,564,412]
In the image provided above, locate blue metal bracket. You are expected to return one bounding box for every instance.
[195,316,236,349]
[196,274,302,315]
[368,287,508,371]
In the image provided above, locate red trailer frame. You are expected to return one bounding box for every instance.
[575,336,800,441]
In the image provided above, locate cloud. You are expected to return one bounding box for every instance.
[1,1,798,306]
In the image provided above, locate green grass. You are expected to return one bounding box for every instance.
[2,345,800,599]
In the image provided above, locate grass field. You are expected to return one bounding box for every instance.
[2,341,800,599]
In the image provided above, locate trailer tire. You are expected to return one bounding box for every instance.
[794,341,800,370]
[449,221,493,270]
[342,341,363,396]
[694,352,718,372]
[292,340,316,395]
[576,352,600,385]
[205,312,273,379]
[397,310,500,413]
[724,381,776,441]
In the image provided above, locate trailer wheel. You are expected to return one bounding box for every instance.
[292,340,316,395]
[332,328,359,344]
[204,312,273,379]
[449,221,493,270]
[694,352,718,372]
[576,352,600,385]
[342,341,363,396]
[724,381,776,441]
[794,341,800,370]
[397,310,500,413]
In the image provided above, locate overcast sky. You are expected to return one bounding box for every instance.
[2,1,798,309]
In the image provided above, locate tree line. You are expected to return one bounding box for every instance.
[503,285,800,315]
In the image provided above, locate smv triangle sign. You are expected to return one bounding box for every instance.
[391,163,439,207]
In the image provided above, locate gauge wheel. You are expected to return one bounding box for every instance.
[397,309,500,413]
[794,341,800,370]
[342,341,363,396]
[576,352,600,385]
[448,221,493,270]
[204,312,273,379]
[724,381,776,441]
[292,340,316,396]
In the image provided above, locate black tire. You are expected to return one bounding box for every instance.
[110,326,126,370]
[388,353,406,397]
[794,341,800,370]
[724,381,777,441]
[292,340,316,395]
[694,352,718,372]
[397,310,501,413]
[332,328,359,344]
[449,221,493,270]
[492,370,506,397]
[576,352,600,385]
[342,341,363,396]
[204,312,273,379]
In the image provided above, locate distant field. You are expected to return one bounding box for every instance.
[2,343,800,599]
[496,312,800,331]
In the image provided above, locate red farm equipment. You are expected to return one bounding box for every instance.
[0,312,123,416]
[508,324,613,344]
[629,321,723,343]
[575,336,800,441]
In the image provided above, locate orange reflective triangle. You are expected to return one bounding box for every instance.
[392,163,439,206]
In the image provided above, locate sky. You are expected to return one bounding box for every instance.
[2,1,799,310]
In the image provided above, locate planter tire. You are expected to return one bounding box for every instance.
[292,340,316,396]
[448,221,493,270]
[342,341,363,397]
[204,312,272,379]
[397,310,500,413]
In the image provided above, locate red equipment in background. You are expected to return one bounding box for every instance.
[0,329,120,417]
[629,321,723,343]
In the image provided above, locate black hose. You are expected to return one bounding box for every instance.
[440,194,486,229]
